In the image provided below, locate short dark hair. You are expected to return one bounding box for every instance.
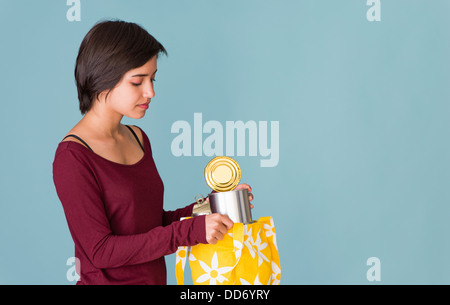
[75,20,167,114]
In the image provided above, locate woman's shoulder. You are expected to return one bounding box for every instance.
[55,123,151,163]
[126,124,150,148]
[54,139,91,163]
[55,125,94,163]
[59,123,92,149]
[126,124,144,144]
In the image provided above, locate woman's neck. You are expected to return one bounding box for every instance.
[81,105,124,139]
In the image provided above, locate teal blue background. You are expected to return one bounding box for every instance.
[1,0,450,284]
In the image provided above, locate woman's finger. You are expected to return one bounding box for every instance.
[248,192,254,201]
[235,183,252,192]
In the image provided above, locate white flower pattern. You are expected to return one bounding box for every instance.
[263,217,278,250]
[196,252,234,285]
[253,230,270,266]
[240,273,263,285]
[271,261,281,285]
[243,225,256,259]
[176,246,188,267]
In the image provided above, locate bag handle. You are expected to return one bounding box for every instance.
[175,245,189,285]
[231,222,244,258]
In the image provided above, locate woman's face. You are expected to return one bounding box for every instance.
[103,56,158,119]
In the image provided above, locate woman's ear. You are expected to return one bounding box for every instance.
[96,88,113,106]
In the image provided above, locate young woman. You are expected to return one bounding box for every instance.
[52,20,253,285]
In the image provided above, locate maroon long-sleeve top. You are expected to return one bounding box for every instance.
[52,127,207,285]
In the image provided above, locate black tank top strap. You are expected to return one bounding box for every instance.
[62,135,94,152]
[125,125,145,152]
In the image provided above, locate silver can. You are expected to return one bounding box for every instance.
[209,189,253,224]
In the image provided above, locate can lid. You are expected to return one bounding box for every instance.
[204,156,241,192]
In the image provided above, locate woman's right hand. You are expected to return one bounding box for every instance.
[205,213,234,244]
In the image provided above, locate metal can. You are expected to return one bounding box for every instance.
[209,188,253,224]
[204,156,241,192]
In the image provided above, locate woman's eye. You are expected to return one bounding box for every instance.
[132,79,155,86]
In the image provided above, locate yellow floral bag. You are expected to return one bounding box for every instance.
[175,216,281,285]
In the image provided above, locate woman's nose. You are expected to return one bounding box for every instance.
[144,81,155,99]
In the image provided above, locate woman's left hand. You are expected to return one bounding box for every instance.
[234,183,254,209]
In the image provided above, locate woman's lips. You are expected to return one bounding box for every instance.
[138,103,149,109]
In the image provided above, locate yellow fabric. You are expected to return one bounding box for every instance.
[175,216,280,285]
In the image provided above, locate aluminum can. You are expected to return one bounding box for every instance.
[209,188,253,224]
[204,156,241,192]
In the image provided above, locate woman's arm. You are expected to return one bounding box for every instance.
[53,148,207,269]
[162,204,196,226]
